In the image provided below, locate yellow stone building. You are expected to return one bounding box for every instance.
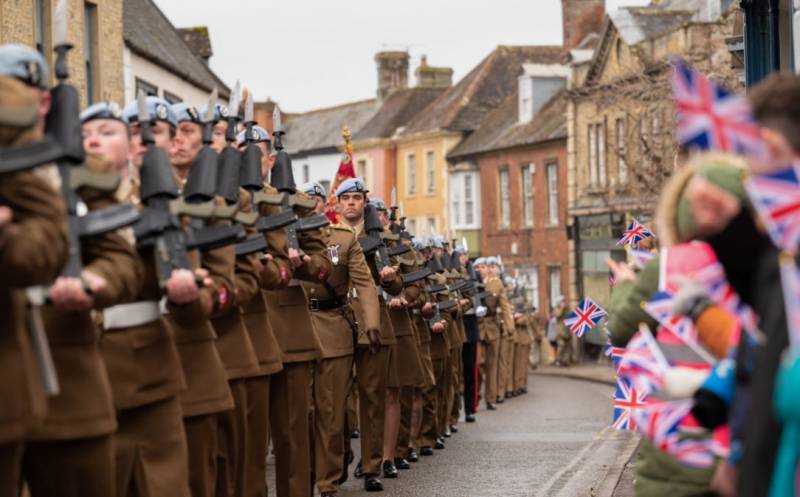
[0,0,124,106]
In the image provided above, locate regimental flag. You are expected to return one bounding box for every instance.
[617,219,655,247]
[745,163,800,253]
[618,325,670,395]
[643,291,698,344]
[671,58,768,162]
[630,248,656,269]
[612,376,648,431]
[563,298,607,337]
[325,126,356,224]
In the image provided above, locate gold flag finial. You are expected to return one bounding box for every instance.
[341,125,353,158]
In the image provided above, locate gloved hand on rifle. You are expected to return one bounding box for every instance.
[476,305,487,318]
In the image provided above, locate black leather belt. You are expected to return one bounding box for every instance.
[308,297,346,312]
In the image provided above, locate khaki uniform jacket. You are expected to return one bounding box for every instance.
[481,277,502,342]
[427,273,450,360]
[35,178,143,440]
[0,168,68,444]
[265,190,332,363]
[514,314,534,346]
[302,224,379,359]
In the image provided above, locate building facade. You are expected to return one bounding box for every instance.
[0,0,124,106]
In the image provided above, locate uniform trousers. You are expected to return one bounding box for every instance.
[269,361,314,497]
[23,434,113,497]
[395,387,414,459]
[461,342,478,415]
[216,379,248,497]
[0,443,22,497]
[437,353,452,436]
[498,337,512,397]
[449,345,463,425]
[418,384,439,449]
[482,339,500,405]
[115,396,191,497]
[354,345,389,476]
[513,343,531,391]
[314,355,353,494]
[184,413,219,497]
[556,333,572,365]
[245,376,270,497]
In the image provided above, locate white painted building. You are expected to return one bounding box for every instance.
[123,0,229,106]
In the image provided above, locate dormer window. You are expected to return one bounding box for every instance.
[518,71,567,124]
[518,76,534,123]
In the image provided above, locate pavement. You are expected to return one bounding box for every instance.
[266,372,639,497]
[530,362,618,386]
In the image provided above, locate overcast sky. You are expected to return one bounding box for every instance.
[153,0,649,113]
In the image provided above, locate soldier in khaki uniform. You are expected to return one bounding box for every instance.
[512,306,533,395]
[298,181,380,497]
[337,178,402,492]
[475,258,501,410]
[265,143,332,497]
[0,68,69,497]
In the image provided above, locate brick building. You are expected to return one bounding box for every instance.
[0,0,125,106]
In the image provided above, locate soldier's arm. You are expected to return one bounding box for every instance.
[0,170,68,287]
[233,254,261,307]
[200,243,237,318]
[381,261,404,296]
[259,203,293,289]
[81,229,144,309]
[293,224,331,283]
[348,233,380,331]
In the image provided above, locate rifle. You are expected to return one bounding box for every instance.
[359,203,391,273]
[267,106,330,251]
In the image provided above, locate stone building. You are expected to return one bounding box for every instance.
[0,0,125,106]
[566,0,744,306]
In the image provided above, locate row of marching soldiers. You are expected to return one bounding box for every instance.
[0,41,539,497]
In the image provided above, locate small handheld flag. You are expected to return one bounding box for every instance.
[744,163,800,253]
[630,248,656,269]
[612,376,648,431]
[563,298,606,337]
[617,219,655,247]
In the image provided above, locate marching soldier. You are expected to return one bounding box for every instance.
[0,59,69,496]
[458,248,483,423]
[553,297,571,367]
[476,258,502,410]
[298,181,380,497]
[337,178,401,492]
[512,303,533,396]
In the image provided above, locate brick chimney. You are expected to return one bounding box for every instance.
[415,55,453,89]
[375,51,409,100]
[561,0,605,51]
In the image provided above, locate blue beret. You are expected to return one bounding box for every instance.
[171,103,202,124]
[485,256,499,266]
[334,177,368,197]
[474,257,487,266]
[80,102,126,124]
[298,181,327,199]
[427,236,443,249]
[368,198,387,211]
[236,125,271,146]
[0,44,49,89]
[198,103,229,123]
[122,96,177,128]
[412,238,427,251]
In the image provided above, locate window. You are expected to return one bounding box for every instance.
[34,0,49,56]
[521,164,534,227]
[616,117,628,184]
[498,169,510,228]
[427,217,436,235]
[135,78,158,97]
[163,91,183,104]
[518,76,533,123]
[588,123,597,186]
[546,161,559,226]
[597,121,607,186]
[84,2,98,104]
[407,154,417,195]
[548,266,562,309]
[521,267,539,310]
[357,159,367,180]
[425,150,435,193]
[450,171,480,229]
[302,164,310,183]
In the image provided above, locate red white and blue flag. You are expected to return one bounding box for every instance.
[605,343,626,371]
[671,58,768,162]
[617,218,655,247]
[745,163,800,253]
[630,248,656,269]
[612,377,648,431]
[563,298,607,337]
[689,261,760,333]
[643,291,698,344]
[618,326,670,395]
[632,398,694,449]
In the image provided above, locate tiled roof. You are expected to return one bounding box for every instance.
[401,45,563,135]
[447,90,567,160]
[283,99,380,157]
[353,87,446,141]
[609,6,694,45]
[124,0,230,98]
[177,27,213,60]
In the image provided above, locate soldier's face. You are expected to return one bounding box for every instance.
[378,210,389,226]
[340,192,366,222]
[313,196,326,215]
[82,119,131,175]
[211,121,227,152]
[129,121,174,167]
[459,253,469,265]
[172,121,203,169]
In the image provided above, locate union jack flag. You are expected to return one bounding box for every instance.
[563,298,607,337]
[618,326,670,395]
[642,291,698,344]
[689,261,760,333]
[745,163,800,253]
[671,58,768,162]
[617,219,655,247]
[632,398,694,449]
[630,248,656,269]
[605,343,626,371]
[612,377,648,431]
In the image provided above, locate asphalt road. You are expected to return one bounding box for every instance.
[267,374,632,497]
